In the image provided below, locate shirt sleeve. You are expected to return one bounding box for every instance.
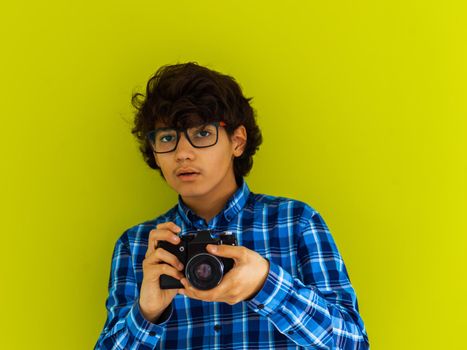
[94,233,173,350]
[247,208,370,349]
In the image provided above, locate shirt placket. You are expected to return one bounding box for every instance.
[211,301,221,350]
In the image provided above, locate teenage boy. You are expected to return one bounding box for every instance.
[95,62,369,349]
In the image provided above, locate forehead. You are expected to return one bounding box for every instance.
[155,114,216,129]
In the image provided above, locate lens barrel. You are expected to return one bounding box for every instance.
[185,253,224,290]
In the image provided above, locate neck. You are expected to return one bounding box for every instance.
[182,174,239,223]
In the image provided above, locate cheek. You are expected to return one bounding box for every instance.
[155,157,172,176]
[153,154,160,168]
[206,147,233,172]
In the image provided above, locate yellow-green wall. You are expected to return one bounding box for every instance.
[1,1,466,349]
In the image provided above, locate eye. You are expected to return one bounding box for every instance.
[159,134,176,143]
[196,129,211,138]
[192,124,216,138]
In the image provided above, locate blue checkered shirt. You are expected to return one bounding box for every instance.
[95,180,369,349]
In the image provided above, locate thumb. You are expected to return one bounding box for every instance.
[206,244,245,261]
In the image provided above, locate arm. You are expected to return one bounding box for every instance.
[94,233,172,350]
[247,208,370,349]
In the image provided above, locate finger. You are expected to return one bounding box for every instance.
[156,221,181,234]
[144,248,184,271]
[149,263,184,282]
[178,287,201,300]
[146,226,182,258]
[149,222,181,250]
[180,277,226,302]
[146,229,158,258]
[179,278,207,300]
[206,244,247,261]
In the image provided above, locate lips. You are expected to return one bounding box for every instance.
[175,168,201,177]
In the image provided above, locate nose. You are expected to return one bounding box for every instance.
[174,132,195,161]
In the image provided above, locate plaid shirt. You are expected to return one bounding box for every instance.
[95,180,369,349]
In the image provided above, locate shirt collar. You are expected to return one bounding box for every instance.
[177,179,251,229]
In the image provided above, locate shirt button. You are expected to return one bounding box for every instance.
[258,304,264,309]
[288,330,294,335]
[214,324,222,332]
[149,331,156,336]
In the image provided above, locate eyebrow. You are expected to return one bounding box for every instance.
[154,124,170,129]
[155,119,213,130]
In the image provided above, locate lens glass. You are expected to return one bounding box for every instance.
[147,122,221,153]
[186,253,224,290]
[194,263,213,281]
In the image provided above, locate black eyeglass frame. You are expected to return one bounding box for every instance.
[146,121,227,154]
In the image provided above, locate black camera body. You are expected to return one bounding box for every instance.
[158,230,237,290]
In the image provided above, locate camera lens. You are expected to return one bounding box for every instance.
[194,263,212,281]
[186,253,224,290]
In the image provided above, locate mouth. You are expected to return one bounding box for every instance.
[176,170,201,181]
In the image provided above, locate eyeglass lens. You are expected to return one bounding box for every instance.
[150,123,219,153]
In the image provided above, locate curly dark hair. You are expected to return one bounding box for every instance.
[131,62,262,182]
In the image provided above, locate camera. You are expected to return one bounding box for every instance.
[158,230,237,290]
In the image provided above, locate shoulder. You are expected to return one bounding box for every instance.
[115,205,179,249]
[248,191,320,223]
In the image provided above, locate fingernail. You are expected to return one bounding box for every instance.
[208,245,217,253]
[172,236,180,243]
[178,263,184,270]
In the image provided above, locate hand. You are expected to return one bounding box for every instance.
[178,244,270,305]
[139,222,184,322]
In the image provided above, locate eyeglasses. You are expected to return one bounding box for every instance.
[146,121,227,153]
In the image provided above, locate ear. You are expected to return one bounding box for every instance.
[231,125,247,157]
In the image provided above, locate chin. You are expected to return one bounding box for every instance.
[178,189,209,200]
[169,180,206,197]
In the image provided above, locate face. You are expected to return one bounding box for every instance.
[153,123,247,201]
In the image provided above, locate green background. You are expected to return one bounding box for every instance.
[1,1,466,349]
